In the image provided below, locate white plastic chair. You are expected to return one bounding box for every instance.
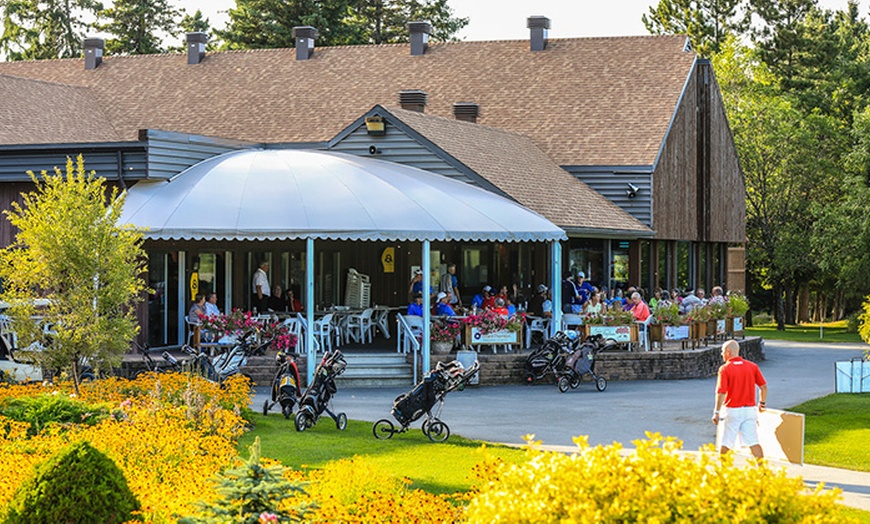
[561,314,583,333]
[636,315,654,352]
[312,313,336,351]
[396,314,424,354]
[344,308,374,344]
[184,317,201,347]
[294,314,321,353]
[525,316,550,348]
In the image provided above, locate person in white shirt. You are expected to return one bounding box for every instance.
[252,260,270,312]
[204,292,221,317]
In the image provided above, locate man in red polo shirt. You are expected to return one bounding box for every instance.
[712,339,768,459]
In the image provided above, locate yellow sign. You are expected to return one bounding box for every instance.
[189,271,199,298]
[381,247,395,273]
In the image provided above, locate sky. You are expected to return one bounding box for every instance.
[175,0,870,41]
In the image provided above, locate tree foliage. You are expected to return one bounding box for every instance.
[96,0,181,55]
[0,156,146,393]
[643,0,746,57]
[0,0,101,60]
[219,0,467,49]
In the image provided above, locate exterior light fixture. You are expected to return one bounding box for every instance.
[365,116,385,136]
[626,183,639,199]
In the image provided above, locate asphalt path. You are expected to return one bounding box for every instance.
[254,339,870,510]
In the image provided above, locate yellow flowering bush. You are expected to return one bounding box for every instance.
[0,373,251,522]
[465,433,852,523]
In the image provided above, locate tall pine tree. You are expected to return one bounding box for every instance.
[97,0,181,55]
[0,0,101,60]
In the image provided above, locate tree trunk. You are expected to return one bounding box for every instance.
[784,284,796,325]
[775,282,786,330]
[798,283,810,323]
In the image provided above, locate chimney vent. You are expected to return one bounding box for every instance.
[83,37,104,70]
[408,21,431,55]
[399,90,428,113]
[527,16,551,52]
[186,32,208,64]
[453,102,480,123]
[293,26,318,60]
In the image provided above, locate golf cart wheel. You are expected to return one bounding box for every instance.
[336,412,348,431]
[596,376,607,392]
[294,410,311,432]
[262,399,270,416]
[557,376,570,393]
[426,421,450,443]
[570,375,581,389]
[373,419,394,439]
[282,404,293,419]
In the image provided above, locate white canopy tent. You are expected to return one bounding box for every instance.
[120,149,566,380]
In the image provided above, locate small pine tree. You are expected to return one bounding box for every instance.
[3,440,140,523]
[179,437,311,523]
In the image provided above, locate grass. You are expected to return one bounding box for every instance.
[238,414,528,494]
[745,320,864,343]
[789,393,870,472]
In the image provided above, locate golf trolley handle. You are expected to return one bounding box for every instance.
[161,351,178,366]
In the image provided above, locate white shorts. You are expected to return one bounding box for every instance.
[720,406,759,449]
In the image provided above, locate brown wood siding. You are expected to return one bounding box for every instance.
[707,74,746,243]
[726,246,746,293]
[652,68,699,241]
[652,62,744,244]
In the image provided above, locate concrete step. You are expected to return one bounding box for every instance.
[335,352,413,388]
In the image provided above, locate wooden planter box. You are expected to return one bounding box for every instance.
[726,317,745,339]
[584,324,638,344]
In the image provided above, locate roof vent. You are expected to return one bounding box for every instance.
[527,16,551,52]
[186,32,208,64]
[408,21,431,55]
[452,102,480,123]
[293,26,318,60]
[83,37,104,70]
[399,89,428,113]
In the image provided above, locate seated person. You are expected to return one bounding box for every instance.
[527,284,550,317]
[434,292,456,316]
[471,285,492,310]
[679,289,703,314]
[188,293,206,324]
[584,291,605,316]
[630,292,651,322]
[491,297,509,316]
[268,284,289,311]
[407,292,425,316]
[285,287,304,312]
[204,292,221,317]
[506,297,517,316]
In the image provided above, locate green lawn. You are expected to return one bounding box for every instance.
[789,393,870,472]
[745,321,864,343]
[238,415,528,494]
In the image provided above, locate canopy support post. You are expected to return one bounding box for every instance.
[177,250,186,346]
[422,240,431,374]
[306,237,316,383]
[551,240,562,337]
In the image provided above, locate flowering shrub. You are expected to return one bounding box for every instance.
[727,293,750,317]
[706,299,730,320]
[200,309,297,352]
[584,308,635,326]
[465,433,851,523]
[463,309,524,334]
[653,302,682,325]
[260,321,298,352]
[431,320,462,342]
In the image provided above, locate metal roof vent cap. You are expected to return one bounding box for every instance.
[408,21,431,55]
[399,89,428,113]
[527,16,551,52]
[293,26,318,60]
[83,37,104,70]
[186,32,208,64]
[452,102,480,123]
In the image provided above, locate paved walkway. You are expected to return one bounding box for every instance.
[254,339,870,510]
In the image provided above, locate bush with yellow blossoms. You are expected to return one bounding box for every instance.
[464,433,853,523]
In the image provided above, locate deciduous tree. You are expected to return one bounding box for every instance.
[0,156,146,394]
[0,0,101,60]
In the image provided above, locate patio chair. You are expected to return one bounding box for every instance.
[636,315,654,352]
[561,313,583,333]
[525,316,550,348]
[312,313,337,352]
[396,314,424,354]
[184,317,201,349]
[344,308,375,344]
[294,313,321,353]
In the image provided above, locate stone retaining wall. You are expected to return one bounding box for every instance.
[429,338,764,385]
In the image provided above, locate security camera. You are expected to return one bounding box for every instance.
[368,145,380,155]
[626,183,639,199]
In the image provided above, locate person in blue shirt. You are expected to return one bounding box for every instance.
[434,291,456,316]
[407,292,425,316]
[471,285,492,310]
[576,271,595,306]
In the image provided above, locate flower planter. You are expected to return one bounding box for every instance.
[464,325,521,352]
[584,324,637,345]
[431,341,454,354]
[726,317,745,339]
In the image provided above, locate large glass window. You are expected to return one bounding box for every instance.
[147,251,179,347]
[462,245,490,289]
[640,240,651,293]
[676,241,690,289]
[610,240,630,291]
[698,244,708,292]
[568,240,605,288]
[657,241,668,291]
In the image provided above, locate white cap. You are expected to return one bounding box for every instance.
[414,269,422,275]
[436,291,447,301]
[483,285,492,292]
[578,271,586,279]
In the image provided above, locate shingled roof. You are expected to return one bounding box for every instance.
[0,35,695,166]
[368,106,651,235]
